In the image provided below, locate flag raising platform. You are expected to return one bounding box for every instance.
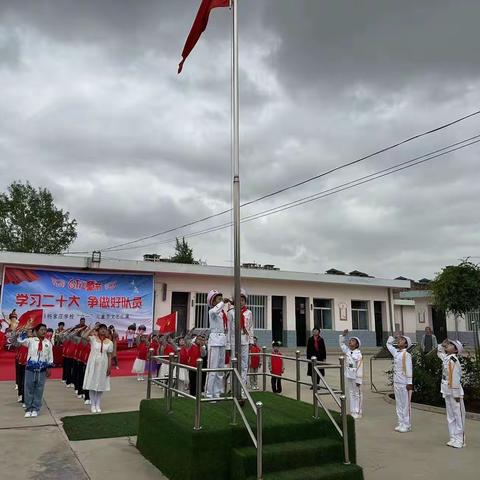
[136,392,363,480]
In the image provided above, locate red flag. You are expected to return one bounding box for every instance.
[178,0,230,74]
[17,309,43,329]
[156,312,177,334]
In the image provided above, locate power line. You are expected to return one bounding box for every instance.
[99,134,480,253]
[93,109,480,253]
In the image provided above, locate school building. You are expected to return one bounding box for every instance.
[0,251,477,348]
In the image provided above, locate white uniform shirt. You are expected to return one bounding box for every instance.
[437,345,464,397]
[386,336,412,385]
[18,336,53,369]
[227,307,254,349]
[339,335,363,384]
[208,301,227,347]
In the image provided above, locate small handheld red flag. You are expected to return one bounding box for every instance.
[178,0,230,74]
[156,312,177,334]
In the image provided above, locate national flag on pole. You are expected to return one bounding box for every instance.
[156,312,177,334]
[178,0,230,74]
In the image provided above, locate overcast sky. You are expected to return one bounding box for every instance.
[1,0,480,280]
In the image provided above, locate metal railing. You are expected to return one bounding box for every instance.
[145,347,351,473]
[249,347,349,465]
[146,349,263,480]
[369,355,394,393]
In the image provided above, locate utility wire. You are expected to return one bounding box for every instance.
[97,134,480,254]
[91,109,480,253]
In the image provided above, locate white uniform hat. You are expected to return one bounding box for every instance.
[207,290,222,308]
[449,339,464,354]
[350,336,361,348]
[240,288,247,300]
[400,335,412,349]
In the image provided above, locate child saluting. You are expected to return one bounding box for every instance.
[437,339,466,448]
[339,329,363,419]
[386,332,413,433]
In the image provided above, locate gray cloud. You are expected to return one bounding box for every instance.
[1,0,480,280]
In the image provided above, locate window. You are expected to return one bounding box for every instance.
[465,311,479,332]
[351,300,369,330]
[194,293,209,329]
[248,295,267,329]
[313,299,333,329]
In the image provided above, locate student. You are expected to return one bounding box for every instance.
[78,337,91,405]
[62,333,75,387]
[108,325,120,369]
[16,324,53,418]
[339,330,363,419]
[437,339,466,448]
[15,328,33,406]
[205,290,228,399]
[178,337,190,391]
[269,341,284,394]
[132,334,149,381]
[386,333,413,433]
[187,335,207,396]
[249,337,262,390]
[82,324,113,414]
[160,335,178,378]
[227,289,254,396]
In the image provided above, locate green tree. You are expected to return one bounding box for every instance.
[431,260,480,316]
[0,181,77,254]
[431,260,480,358]
[171,237,197,264]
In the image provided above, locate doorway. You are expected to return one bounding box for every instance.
[295,297,307,347]
[374,301,384,347]
[171,292,189,335]
[431,306,447,342]
[272,296,284,344]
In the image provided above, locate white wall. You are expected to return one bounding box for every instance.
[153,273,394,333]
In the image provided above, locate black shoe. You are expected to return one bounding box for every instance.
[310,386,313,390]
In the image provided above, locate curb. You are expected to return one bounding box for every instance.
[383,393,480,421]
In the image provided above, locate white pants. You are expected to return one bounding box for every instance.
[444,395,465,444]
[231,344,249,393]
[346,378,362,416]
[206,345,225,398]
[394,383,411,429]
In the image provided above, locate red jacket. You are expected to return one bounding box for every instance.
[80,342,91,364]
[187,344,202,367]
[164,344,176,357]
[179,346,189,365]
[63,340,74,359]
[137,343,148,361]
[249,344,261,369]
[270,352,283,376]
[17,344,29,365]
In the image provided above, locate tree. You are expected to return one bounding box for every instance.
[171,237,197,264]
[0,181,77,254]
[431,260,480,358]
[431,260,480,316]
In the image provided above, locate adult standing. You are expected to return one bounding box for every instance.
[306,328,327,389]
[82,324,113,414]
[421,326,438,353]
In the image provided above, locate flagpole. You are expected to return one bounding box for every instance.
[232,0,242,395]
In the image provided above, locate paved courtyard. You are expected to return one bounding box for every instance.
[0,355,477,480]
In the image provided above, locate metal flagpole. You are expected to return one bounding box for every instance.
[232,0,242,400]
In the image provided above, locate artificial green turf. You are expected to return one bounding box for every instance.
[62,411,139,441]
[136,392,360,480]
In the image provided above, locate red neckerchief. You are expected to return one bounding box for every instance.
[241,306,247,331]
[222,311,228,332]
[37,338,43,353]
